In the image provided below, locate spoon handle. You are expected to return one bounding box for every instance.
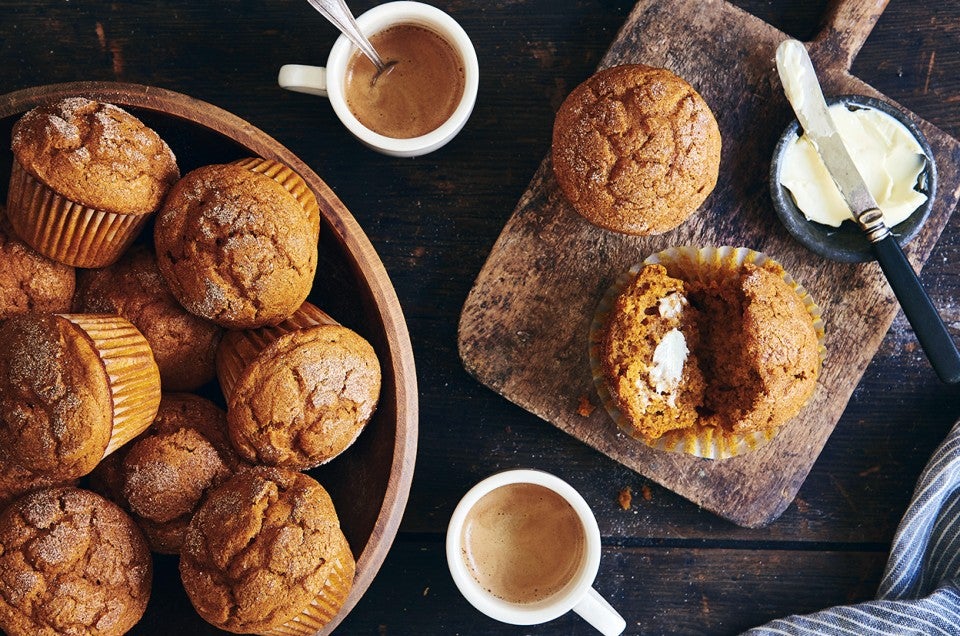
[305,0,386,71]
[872,234,960,384]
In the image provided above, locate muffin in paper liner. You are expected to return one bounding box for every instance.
[231,157,321,237]
[0,313,161,480]
[216,301,339,401]
[180,467,356,636]
[6,159,151,268]
[61,313,163,458]
[260,532,356,636]
[218,300,380,469]
[589,245,825,459]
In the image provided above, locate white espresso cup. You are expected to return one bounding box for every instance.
[278,1,479,157]
[446,469,626,635]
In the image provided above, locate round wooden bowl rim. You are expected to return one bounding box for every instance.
[0,81,418,636]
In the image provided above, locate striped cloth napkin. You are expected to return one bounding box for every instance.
[744,419,960,635]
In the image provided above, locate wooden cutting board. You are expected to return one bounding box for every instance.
[458,0,960,528]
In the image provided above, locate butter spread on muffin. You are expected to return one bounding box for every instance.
[552,64,721,235]
[600,264,705,441]
[600,259,819,443]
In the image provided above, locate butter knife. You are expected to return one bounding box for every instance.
[775,39,960,384]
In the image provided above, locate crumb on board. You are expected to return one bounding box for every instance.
[577,394,596,417]
[641,484,652,502]
[618,486,632,510]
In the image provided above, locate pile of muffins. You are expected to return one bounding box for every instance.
[552,64,823,457]
[0,97,380,635]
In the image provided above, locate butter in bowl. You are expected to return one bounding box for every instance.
[770,93,936,264]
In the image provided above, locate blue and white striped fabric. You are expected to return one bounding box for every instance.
[743,420,960,635]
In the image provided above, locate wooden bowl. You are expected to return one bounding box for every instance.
[0,82,418,635]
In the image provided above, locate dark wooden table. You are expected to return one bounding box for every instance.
[3,1,960,634]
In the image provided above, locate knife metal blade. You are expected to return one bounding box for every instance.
[774,38,960,384]
[775,39,889,242]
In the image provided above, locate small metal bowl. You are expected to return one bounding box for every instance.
[770,95,937,263]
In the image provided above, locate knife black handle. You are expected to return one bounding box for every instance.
[872,234,960,384]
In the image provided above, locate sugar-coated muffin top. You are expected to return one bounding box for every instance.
[154,162,319,328]
[225,324,381,469]
[11,97,179,214]
[0,314,112,479]
[180,467,355,634]
[552,64,721,235]
[122,428,229,525]
[0,456,75,512]
[0,487,151,636]
[87,392,243,555]
[0,206,74,319]
[75,245,222,391]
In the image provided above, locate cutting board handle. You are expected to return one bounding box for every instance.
[812,0,890,70]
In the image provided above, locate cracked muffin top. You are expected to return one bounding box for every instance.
[552,64,721,235]
[88,393,244,555]
[122,428,230,552]
[75,245,223,391]
[154,161,319,328]
[0,486,151,636]
[0,314,113,479]
[224,323,381,469]
[179,467,355,634]
[11,96,179,215]
[0,206,74,319]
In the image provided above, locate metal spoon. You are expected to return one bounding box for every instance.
[305,0,396,82]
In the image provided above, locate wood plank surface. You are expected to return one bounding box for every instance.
[336,541,888,635]
[458,0,960,527]
[3,1,960,634]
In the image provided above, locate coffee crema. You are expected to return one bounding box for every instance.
[344,23,465,139]
[460,482,586,605]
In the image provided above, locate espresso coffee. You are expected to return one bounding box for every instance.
[460,482,586,605]
[344,23,465,139]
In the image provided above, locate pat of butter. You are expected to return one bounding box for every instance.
[649,328,688,395]
[658,292,686,321]
[779,104,928,228]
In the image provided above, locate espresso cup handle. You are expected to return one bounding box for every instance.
[573,587,626,636]
[278,64,330,97]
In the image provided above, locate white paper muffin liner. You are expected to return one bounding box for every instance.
[589,245,825,460]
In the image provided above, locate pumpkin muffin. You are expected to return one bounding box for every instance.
[7,96,179,267]
[597,248,821,451]
[122,428,231,554]
[0,456,74,512]
[75,245,223,391]
[0,486,151,636]
[552,64,721,235]
[218,304,381,469]
[599,264,706,441]
[0,313,161,480]
[154,161,319,329]
[88,392,242,554]
[0,206,74,319]
[180,467,355,636]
